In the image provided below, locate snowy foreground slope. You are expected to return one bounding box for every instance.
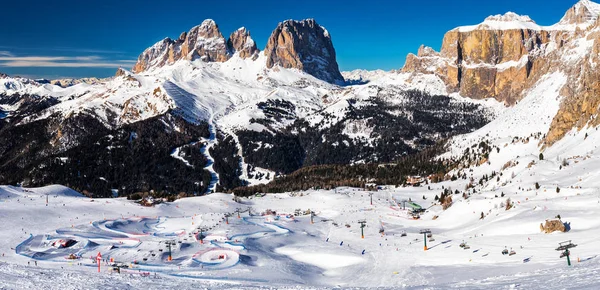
[2,142,600,290]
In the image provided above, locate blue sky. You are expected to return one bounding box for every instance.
[0,0,579,79]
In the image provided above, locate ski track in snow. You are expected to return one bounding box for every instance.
[163,81,219,194]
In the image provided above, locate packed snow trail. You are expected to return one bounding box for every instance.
[201,123,219,194]
[163,80,219,194]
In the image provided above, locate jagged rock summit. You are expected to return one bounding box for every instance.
[264,19,344,84]
[227,27,259,60]
[132,19,232,73]
[132,18,344,84]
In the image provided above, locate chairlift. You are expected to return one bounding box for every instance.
[400,231,407,237]
[463,245,471,250]
[509,250,516,256]
[426,233,433,238]
[459,242,466,248]
[429,238,435,242]
[502,248,509,255]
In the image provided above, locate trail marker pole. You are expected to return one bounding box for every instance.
[248,206,252,217]
[358,220,367,239]
[310,211,315,224]
[420,229,432,251]
[96,252,102,273]
[369,193,373,205]
[556,240,577,266]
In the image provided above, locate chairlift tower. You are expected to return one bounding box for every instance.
[236,208,241,218]
[247,206,253,216]
[369,192,374,205]
[358,220,367,239]
[420,229,432,251]
[224,213,231,224]
[556,240,577,266]
[198,227,209,244]
[401,199,408,210]
[166,240,176,261]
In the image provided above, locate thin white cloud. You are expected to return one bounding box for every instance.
[0,55,135,68]
[0,51,14,57]
[0,46,126,55]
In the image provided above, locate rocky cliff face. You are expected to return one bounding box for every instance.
[132,19,231,73]
[545,21,600,145]
[132,19,343,84]
[227,27,258,59]
[401,1,600,146]
[559,0,600,25]
[264,19,344,84]
[402,12,555,105]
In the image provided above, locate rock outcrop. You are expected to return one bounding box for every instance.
[227,27,258,59]
[132,19,229,73]
[264,19,344,84]
[540,219,566,233]
[402,12,553,105]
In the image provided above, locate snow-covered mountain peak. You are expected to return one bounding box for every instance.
[456,12,541,32]
[484,12,535,23]
[199,18,217,29]
[559,0,600,25]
